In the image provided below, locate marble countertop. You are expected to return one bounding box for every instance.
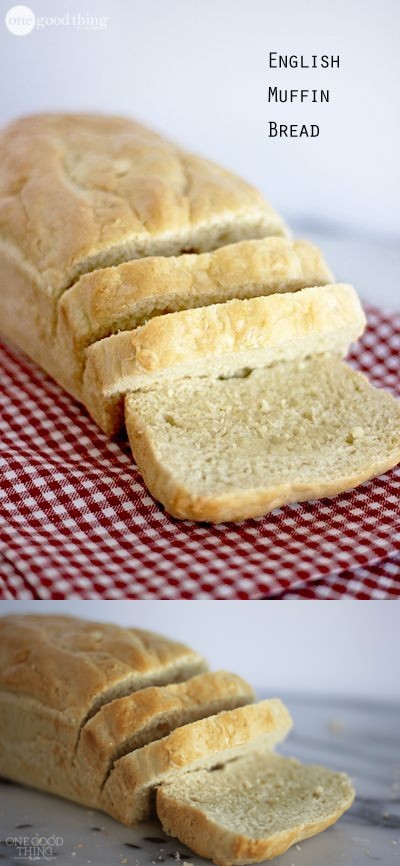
[1,695,399,866]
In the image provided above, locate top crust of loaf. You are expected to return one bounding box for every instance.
[0,114,287,293]
[0,614,207,724]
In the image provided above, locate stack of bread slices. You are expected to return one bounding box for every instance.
[0,114,399,521]
[0,614,355,864]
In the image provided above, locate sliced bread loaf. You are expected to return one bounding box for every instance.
[156,749,355,865]
[57,237,333,396]
[84,282,365,434]
[76,670,254,801]
[100,699,292,825]
[125,355,400,522]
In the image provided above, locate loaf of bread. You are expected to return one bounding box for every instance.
[0,614,355,863]
[0,113,398,522]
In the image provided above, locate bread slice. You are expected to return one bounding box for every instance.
[100,699,292,825]
[125,356,400,522]
[0,615,207,800]
[85,283,364,434]
[76,670,254,802]
[156,749,355,865]
[57,237,333,398]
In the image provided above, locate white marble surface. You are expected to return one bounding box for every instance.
[1,695,399,866]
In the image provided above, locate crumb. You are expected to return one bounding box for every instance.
[243,780,253,790]
[174,855,181,861]
[121,860,128,864]
[296,844,301,850]
[183,862,194,866]
[328,718,345,734]
[77,843,84,848]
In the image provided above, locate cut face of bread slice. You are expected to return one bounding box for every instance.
[57,238,333,396]
[0,615,207,800]
[100,699,292,825]
[76,671,254,802]
[156,750,355,865]
[85,283,364,435]
[125,356,400,523]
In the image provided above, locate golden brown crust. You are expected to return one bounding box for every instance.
[88,283,365,435]
[57,237,333,395]
[0,614,207,728]
[0,113,286,295]
[100,699,292,825]
[76,671,254,800]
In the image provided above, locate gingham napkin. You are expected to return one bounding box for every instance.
[1,305,399,599]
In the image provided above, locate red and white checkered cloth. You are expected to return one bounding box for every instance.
[1,305,399,599]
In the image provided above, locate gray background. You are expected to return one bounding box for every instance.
[1,0,399,307]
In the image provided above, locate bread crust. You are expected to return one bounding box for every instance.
[100,699,292,825]
[0,113,286,295]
